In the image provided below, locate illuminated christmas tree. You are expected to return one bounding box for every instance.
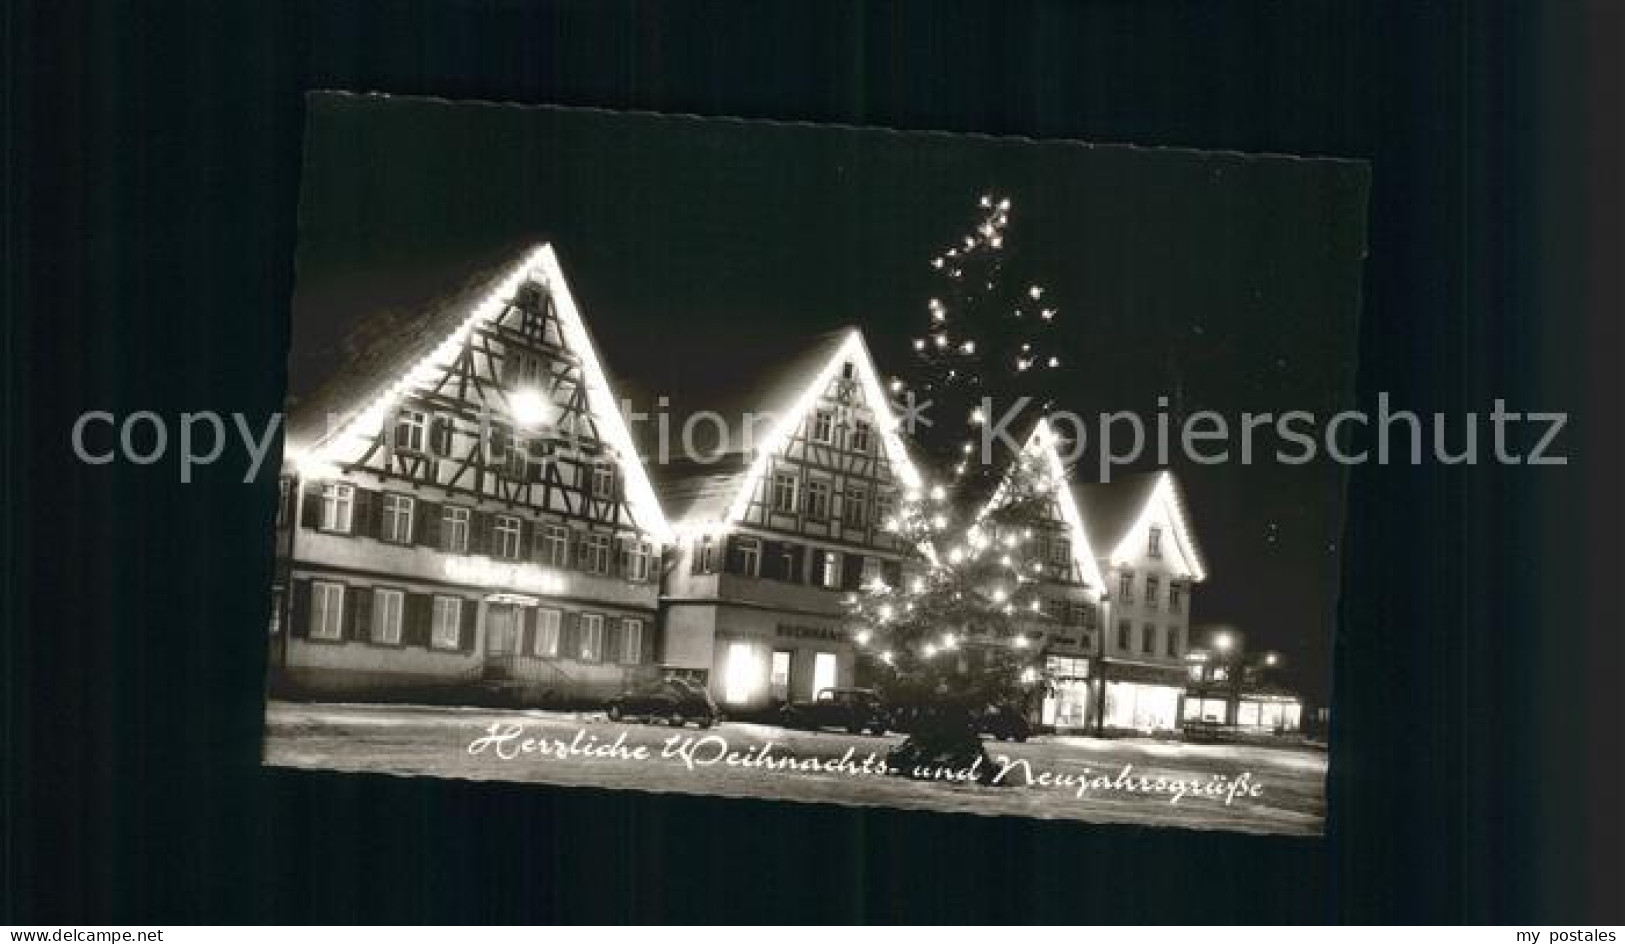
[895,193,1068,494]
[845,195,1075,779]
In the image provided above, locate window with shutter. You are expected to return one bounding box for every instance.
[442,506,470,553]
[620,619,642,664]
[311,582,345,640]
[431,597,462,650]
[319,483,355,533]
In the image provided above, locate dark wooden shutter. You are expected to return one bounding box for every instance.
[404,594,431,647]
[416,500,440,547]
[350,488,374,538]
[347,588,372,642]
[519,608,536,656]
[468,512,489,555]
[605,618,621,664]
[300,482,323,529]
[459,599,478,651]
[724,536,745,575]
[501,349,520,387]
[560,612,578,659]
[290,580,312,638]
[430,416,452,456]
[576,531,592,570]
[787,544,806,584]
[882,560,903,588]
[841,554,864,591]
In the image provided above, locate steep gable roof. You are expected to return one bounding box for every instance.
[636,327,925,531]
[1072,470,1208,582]
[977,417,1108,593]
[289,243,672,540]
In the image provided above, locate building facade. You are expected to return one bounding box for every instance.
[657,330,924,712]
[1079,471,1207,734]
[269,245,671,705]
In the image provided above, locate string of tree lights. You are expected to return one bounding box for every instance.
[850,195,1087,777]
[892,194,1068,493]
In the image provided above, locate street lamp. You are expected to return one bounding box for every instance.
[1213,632,1234,652]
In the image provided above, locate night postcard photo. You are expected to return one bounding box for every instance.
[4,0,1621,933]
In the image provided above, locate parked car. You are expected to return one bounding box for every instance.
[606,678,718,728]
[781,687,891,735]
[975,704,1033,742]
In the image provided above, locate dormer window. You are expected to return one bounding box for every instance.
[1148,525,1163,558]
[841,361,856,381]
[394,409,426,453]
[812,410,835,444]
[849,419,873,454]
[592,461,616,498]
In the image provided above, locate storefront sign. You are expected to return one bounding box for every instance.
[775,623,843,642]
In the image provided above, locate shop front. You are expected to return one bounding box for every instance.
[1039,655,1093,731]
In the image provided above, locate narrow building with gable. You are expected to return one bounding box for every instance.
[649,328,925,711]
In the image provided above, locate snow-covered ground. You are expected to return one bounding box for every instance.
[263,700,1327,836]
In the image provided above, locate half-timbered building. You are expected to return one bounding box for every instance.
[269,244,671,704]
[651,328,925,711]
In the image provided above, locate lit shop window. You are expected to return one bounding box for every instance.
[812,652,838,696]
[441,507,470,553]
[494,516,522,560]
[431,597,462,650]
[381,494,415,544]
[311,582,344,640]
[319,483,354,533]
[724,642,757,705]
[372,588,404,645]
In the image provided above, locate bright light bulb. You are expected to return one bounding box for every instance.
[889,378,904,393]
[1013,636,1029,649]
[934,334,948,348]
[913,338,926,351]
[1028,285,1043,299]
[1048,356,1060,368]
[923,644,937,657]
[510,389,551,428]
[929,485,946,501]
[855,630,871,645]
[961,341,976,354]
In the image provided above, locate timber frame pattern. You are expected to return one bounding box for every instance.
[735,357,909,560]
[324,256,655,547]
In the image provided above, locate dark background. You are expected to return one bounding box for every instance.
[289,98,1368,704]
[4,0,1621,925]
